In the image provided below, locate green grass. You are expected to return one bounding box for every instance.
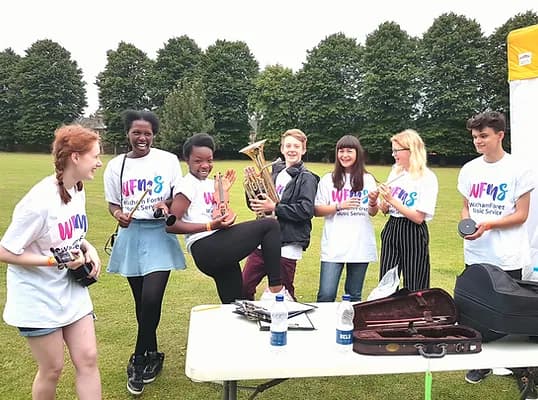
[0,152,522,399]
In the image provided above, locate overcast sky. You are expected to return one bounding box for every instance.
[1,0,537,115]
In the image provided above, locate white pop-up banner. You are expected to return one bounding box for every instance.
[508,24,538,279]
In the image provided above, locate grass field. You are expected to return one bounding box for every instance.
[0,152,522,399]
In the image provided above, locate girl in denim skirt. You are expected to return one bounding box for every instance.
[104,110,186,395]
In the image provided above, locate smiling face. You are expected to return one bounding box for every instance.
[471,127,504,160]
[186,145,213,180]
[127,120,153,158]
[281,135,306,167]
[337,147,357,172]
[72,140,102,181]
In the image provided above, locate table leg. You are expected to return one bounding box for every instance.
[222,380,237,400]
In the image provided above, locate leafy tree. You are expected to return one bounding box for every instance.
[0,48,22,150]
[417,13,488,159]
[358,22,420,162]
[483,10,538,150]
[96,42,154,151]
[201,40,258,157]
[295,33,363,161]
[249,65,297,157]
[157,77,214,157]
[152,35,203,109]
[11,40,86,149]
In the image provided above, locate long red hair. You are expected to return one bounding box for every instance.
[52,124,100,204]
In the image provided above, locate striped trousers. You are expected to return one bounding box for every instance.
[379,216,430,291]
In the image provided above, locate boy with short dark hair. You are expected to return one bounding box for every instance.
[458,111,536,399]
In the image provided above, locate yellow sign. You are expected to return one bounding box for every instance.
[508,24,538,81]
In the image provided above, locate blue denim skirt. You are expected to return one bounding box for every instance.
[107,219,186,277]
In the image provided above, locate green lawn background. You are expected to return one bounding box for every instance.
[0,152,521,399]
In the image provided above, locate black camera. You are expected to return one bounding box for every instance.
[69,263,97,287]
[153,208,177,226]
[50,247,97,287]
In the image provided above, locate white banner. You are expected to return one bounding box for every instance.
[510,77,538,279]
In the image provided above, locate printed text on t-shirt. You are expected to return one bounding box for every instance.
[468,182,507,201]
[391,186,417,206]
[58,214,87,240]
[122,176,164,197]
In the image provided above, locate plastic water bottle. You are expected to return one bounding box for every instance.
[270,294,288,352]
[336,294,354,353]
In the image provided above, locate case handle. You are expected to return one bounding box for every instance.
[415,343,447,358]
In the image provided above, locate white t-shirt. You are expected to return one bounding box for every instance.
[275,169,302,260]
[458,153,535,270]
[315,172,378,262]
[385,167,438,221]
[103,148,182,219]
[174,173,216,252]
[1,175,92,328]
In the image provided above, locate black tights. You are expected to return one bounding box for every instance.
[127,270,170,356]
[191,218,282,304]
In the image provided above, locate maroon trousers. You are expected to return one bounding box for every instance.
[242,248,297,300]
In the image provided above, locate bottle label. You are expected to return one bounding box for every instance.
[336,329,353,345]
[271,331,287,346]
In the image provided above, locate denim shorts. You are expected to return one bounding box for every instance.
[17,312,96,337]
[18,327,59,337]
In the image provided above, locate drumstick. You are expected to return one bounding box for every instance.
[128,189,150,219]
[373,173,405,208]
[377,172,405,189]
[108,189,150,245]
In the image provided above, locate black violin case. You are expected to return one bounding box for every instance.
[454,263,538,342]
[352,288,482,357]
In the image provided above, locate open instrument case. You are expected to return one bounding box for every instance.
[352,288,482,358]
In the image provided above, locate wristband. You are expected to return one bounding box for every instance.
[47,256,56,267]
[206,222,212,231]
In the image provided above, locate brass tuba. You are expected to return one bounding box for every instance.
[239,139,279,218]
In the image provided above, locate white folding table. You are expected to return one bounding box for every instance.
[185,303,538,400]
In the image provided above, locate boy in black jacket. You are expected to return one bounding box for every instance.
[242,129,318,301]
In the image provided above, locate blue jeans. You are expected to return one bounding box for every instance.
[317,262,368,302]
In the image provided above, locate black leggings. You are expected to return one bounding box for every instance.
[191,218,281,304]
[127,270,170,355]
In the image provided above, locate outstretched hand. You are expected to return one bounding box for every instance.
[220,169,237,191]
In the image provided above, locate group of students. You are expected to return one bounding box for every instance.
[0,109,535,399]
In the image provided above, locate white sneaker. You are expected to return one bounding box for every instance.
[492,368,513,376]
[260,287,294,302]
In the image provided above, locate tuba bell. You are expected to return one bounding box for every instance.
[239,139,279,218]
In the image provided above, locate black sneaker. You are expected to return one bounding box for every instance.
[127,354,145,395]
[127,354,134,379]
[465,369,492,384]
[143,351,165,384]
[516,369,538,400]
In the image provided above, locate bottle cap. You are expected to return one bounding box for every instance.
[275,294,284,301]
[458,218,477,237]
[533,266,538,272]
[342,294,351,301]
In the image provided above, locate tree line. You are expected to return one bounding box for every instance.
[1,11,537,164]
